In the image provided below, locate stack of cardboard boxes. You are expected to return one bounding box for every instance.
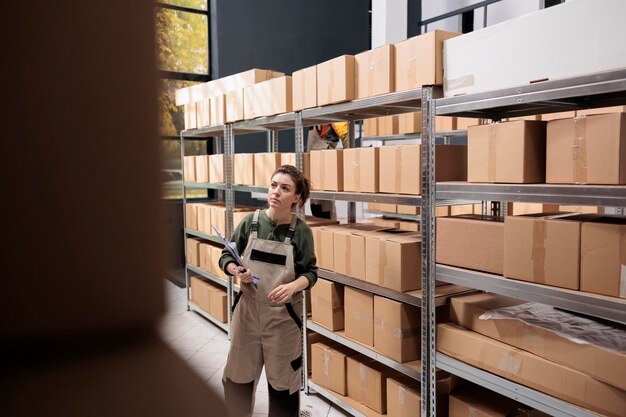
[189,276,228,323]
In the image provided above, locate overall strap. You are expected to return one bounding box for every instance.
[284,214,298,244]
[250,210,260,239]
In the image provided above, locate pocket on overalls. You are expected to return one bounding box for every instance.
[250,249,287,266]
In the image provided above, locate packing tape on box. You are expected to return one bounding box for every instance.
[572,117,588,184]
[374,317,419,338]
[359,363,367,401]
[620,228,626,298]
[323,347,331,376]
[488,124,497,182]
[531,220,547,284]
[398,385,406,407]
[498,351,522,375]
[395,146,402,193]
[368,61,374,97]
[443,74,475,92]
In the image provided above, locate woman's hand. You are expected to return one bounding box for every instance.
[268,282,296,304]
[228,264,254,284]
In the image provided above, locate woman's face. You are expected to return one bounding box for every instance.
[268,172,300,211]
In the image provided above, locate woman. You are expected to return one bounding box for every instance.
[219,165,317,417]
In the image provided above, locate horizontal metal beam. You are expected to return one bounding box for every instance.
[306,381,367,417]
[419,0,501,26]
[184,182,227,190]
[311,190,421,205]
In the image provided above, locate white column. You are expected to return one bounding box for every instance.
[372,0,408,47]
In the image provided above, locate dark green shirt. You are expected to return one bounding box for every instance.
[219,210,318,289]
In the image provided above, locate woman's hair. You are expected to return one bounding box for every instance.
[271,164,311,208]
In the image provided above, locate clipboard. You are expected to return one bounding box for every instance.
[212,226,260,284]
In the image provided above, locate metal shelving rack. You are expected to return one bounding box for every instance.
[427,68,626,417]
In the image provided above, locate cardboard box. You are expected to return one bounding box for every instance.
[540,111,576,121]
[234,153,254,185]
[576,105,626,117]
[311,342,354,395]
[233,209,253,231]
[280,152,310,180]
[397,220,419,232]
[378,115,400,136]
[226,88,244,123]
[547,113,626,184]
[344,287,374,346]
[395,30,460,91]
[317,55,356,106]
[369,202,397,213]
[194,155,209,183]
[371,218,400,229]
[437,323,626,417]
[443,1,626,97]
[305,216,340,228]
[318,226,337,271]
[268,75,292,116]
[436,116,456,132]
[581,216,626,298]
[468,121,547,183]
[331,224,390,279]
[374,296,420,362]
[198,243,212,273]
[451,292,626,391]
[310,150,343,191]
[363,118,378,137]
[343,147,379,193]
[196,203,212,234]
[208,95,224,126]
[186,238,201,267]
[209,286,228,323]
[397,205,418,215]
[346,355,392,414]
[449,204,474,216]
[243,82,264,120]
[387,378,420,417]
[507,203,559,215]
[209,154,224,183]
[456,117,479,130]
[449,385,526,417]
[379,145,467,194]
[292,65,317,111]
[398,112,421,135]
[504,213,581,289]
[365,230,421,291]
[211,246,227,280]
[559,205,604,214]
[196,98,211,128]
[185,203,198,230]
[436,215,504,274]
[310,279,344,331]
[436,206,450,217]
[307,331,333,373]
[190,276,211,312]
[253,152,281,186]
[184,102,197,130]
[209,204,226,237]
[355,44,395,99]
[183,156,196,182]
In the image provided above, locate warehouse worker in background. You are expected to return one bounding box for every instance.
[220,165,318,417]
[306,122,349,219]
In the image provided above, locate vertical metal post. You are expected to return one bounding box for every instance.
[481,201,488,216]
[215,135,224,202]
[483,4,488,27]
[224,124,235,339]
[267,128,279,152]
[420,86,437,417]
[295,112,305,220]
[347,121,357,224]
[181,131,191,311]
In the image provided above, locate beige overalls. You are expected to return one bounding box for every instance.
[223,210,303,395]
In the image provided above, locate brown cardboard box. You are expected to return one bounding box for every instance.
[209,286,228,323]
[243,82,264,120]
[540,110,576,121]
[185,203,199,230]
[546,113,626,184]
[253,152,281,186]
[226,88,244,123]
[195,155,210,183]
[504,213,581,289]
[311,342,354,395]
[559,205,604,214]
[211,246,227,280]
[398,112,421,134]
[363,118,378,137]
[232,210,250,231]
[369,202,397,213]
[507,203,559,215]
[311,149,344,191]
[209,95,225,126]
[346,354,393,414]
[506,115,542,122]
[387,378,420,417]
[449,204,474,216]
[319,226,338,271]
[576,106,626,117]
[307,331,333,373]
[292,65,317,111]
[343,147,379,193]
[378,115,400,136]
[186,238,201,267]
[269,75,292,116]
[183,156,196,182]
[317,55,356,106]
[365,230,421,291]
[197,203,212,234]
[355,44,395,99]
[397,205,419,215]
[371,218,400,229]
[209,154,224,183]
[379,145,467,194]
[438,323,626,417]
[374,296,420,362]
[436,215,504,275]
[332,224,391,279]
[190,276,211,312]
[184,102,197,129]
[397,220,419,232]
[468,121,547,183]
[581,216,626,298]
[198,243,212,273]
[456,117,479,130]
[209,204,226,237]
[394,30,460,91]
[449,385,526,417]
[234,153,254,185]
[310,279,344,331]
[280,152,310,180]
[305,216,340,228]
[344,287,374,346]
[450,293,626,391]
[436,116,456,131]
[196,98,211,128]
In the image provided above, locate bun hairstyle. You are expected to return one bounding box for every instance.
[271,165,311,208]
